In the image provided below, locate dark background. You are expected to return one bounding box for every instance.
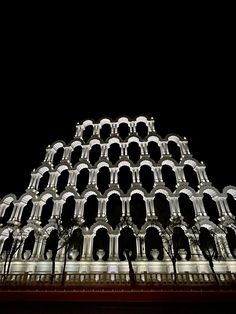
[0,6,236,314]
[0,11,235,199]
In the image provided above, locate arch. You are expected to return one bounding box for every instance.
[136,121,148,139]
[168,140,181,163]
[139,165,154,193]
[68,227,84,261]
[1,201,14,226]
[20,199,33,226]
[108,142,121,165]
[53,146,64,167]
[22,230,35,260]
[106,194,122,229]
[76,168,89,194]
[61,195,75,228]
[38,171,50,194]
[130,193,146,230]
[40,197,53,227]
[57,168,69,194]
[89,144,101,166]
[202,193,219,225]
[226,227,236,258]
[44,229,59,260]
[118,166,132,194]
[161,164,177,192]
[127,142,141,164]
[118,227,136,261]
[199,226,218,260]
[71,145,82,167]
[154,193,171,228]
[145,227,164,260]
[97,166,110,194]
[117,122,130,140]
[83,195,98,228]
[184,164,199,191]
[172,226,191,260]
[100,123,111,141]
[226,192,236,217]
[147,141,161,163]
[82,124,93,142]
[92,227,109,261]
[178,192,195,227]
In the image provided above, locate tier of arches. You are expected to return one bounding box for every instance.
[1,222,236,263]
[45,133,191,169]
[27,157,209,197]
[1,187,236,231]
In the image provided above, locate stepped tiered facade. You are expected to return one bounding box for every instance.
[0,115,236,288]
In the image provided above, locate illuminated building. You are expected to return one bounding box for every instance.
[0,115,236,303]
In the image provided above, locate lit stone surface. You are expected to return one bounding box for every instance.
[0,115,236,282]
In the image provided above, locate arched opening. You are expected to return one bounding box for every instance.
[118,123,130,140]
[1,202,14,226]
[136,121,148,139]
[226,227,236,258]
[82,125,93,142]
[76,168,89,194]
[139,165,154,193]
[172,227,191,260]
[161,165,176,192]
[107,194,122,229]
[20,199,33,226]
[100,124,111,141]
[44,229,59,260]
[97,166,110,194]
[38,171,49,194]
[226,193,236,217]
[40,197,53,227]
[53,147,64,166]
[61,196,75,228]
[83,195,98,228]
[68,228,84,261]
[127,142,141,164]
[168,141,181,163]
[22,230,35,260]
[118,227,136,261]
[130,194,146,230]
[1,232,14,257]
[178,193,195,227]
[92,228,109,261]
[145,227,164,260]
[89,144,101,166]
[108,143,121,165]
[57,169,69,194]
[71,146,82,167]
[199,227,218,260]
[184,165,199,191]
[202,193,219,225]
[118,166,132,194]
[154,193,171,228]
[147,141,161,163]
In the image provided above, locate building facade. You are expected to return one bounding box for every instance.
[0,115,236,286]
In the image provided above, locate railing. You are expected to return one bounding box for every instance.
[0,271,236,288]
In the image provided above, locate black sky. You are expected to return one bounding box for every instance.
[0,13,235,199]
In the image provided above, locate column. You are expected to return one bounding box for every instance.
[62,146,73,162]
[136,236,141,260]
[159,141,169,156]
[67,170,77,187]
[74,199,85,218]
[75,124,84,138]
[43,146,55,163]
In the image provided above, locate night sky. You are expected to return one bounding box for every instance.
[0,13,235,200]
[0,101,235,199]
